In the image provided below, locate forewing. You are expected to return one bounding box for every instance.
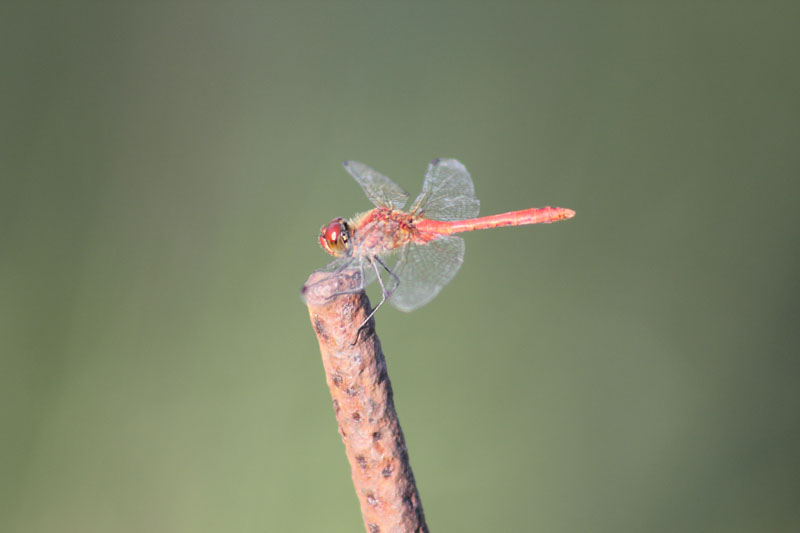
[388,235,466,312]
[317,255,354,274]
[316,255,377,289]
[409,158,480,221]
[342,161,409,209]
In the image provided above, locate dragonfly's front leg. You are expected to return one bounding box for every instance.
[317,257,367,299]
[353,256,400,343]
[374,256,400,295]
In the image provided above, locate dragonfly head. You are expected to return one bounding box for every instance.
[319,217,350,256]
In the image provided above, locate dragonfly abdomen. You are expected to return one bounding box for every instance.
[416,206,576,235]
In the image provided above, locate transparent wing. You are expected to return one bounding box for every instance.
[342,161,409,209]
[317,255,355,274]
[316,255,377,288]
[408,158,480,221]
[388,235,466,312]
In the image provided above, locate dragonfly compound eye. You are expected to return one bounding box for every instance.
[320,218,349,256]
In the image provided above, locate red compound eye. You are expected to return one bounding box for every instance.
[319,218,348,256]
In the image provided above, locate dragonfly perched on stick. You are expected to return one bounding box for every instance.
[314,158,575,334]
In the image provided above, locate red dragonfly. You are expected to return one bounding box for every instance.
[317,158,575,328]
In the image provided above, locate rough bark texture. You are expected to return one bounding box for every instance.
[303,270,428,533]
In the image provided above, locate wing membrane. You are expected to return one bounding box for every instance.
[409,158,480,221]
[388,235,466,312]
[342,161,409,209]
[315,256,377,291]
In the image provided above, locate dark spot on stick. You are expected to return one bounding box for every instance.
[345,387,357,397]
[366,492,378,506]
[356,455,367,469]
[381,465,394,478]
[352,411,361,421]
[313,316,328,341]
[372,431,381,441]
[368,524,380,533]
[332,399,339,414]
[402,494,413,508]
[330,373,342,387]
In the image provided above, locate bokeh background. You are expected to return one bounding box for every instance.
[3,2,799,532]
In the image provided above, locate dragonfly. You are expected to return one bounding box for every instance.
[316,158,575,332]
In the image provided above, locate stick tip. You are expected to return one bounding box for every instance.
[302,270,363,308]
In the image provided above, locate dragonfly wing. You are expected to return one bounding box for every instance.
[317,255,354,274]
[387,235,465,312]
[317,255,377,289]
[342,161,410,209]
[409,158,480,221]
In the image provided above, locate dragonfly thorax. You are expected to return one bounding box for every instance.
[347,207,419,257]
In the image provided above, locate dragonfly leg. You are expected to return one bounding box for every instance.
[353,258,391,343]
[316,257,367,297]
[353,256,401,344]
[374,256,400,294]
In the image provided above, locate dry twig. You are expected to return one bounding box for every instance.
[303,270,428,533]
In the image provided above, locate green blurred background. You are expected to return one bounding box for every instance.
[3,2,798,531]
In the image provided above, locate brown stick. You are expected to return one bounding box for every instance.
[302,270,429,533]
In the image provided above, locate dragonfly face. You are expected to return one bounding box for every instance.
[319,217,351,257]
